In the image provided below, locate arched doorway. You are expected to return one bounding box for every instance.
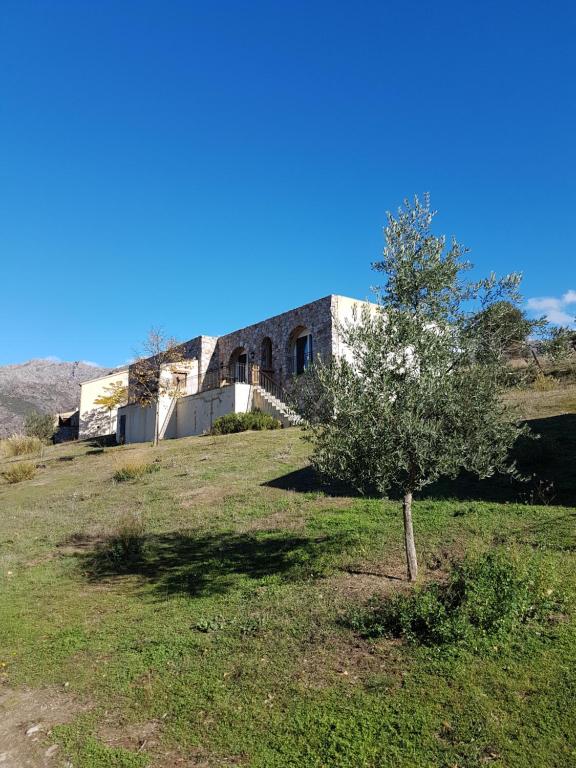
[228,347,248,383]
[287,326,313,375]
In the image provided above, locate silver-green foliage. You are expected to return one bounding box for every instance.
[298,195,529,577]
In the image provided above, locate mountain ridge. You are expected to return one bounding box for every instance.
[0,359,123,437]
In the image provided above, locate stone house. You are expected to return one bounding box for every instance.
[115,294,375,444]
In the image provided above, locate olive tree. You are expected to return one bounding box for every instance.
[542,325,576,362]
[298,195,528,581]
[24,411,55,443]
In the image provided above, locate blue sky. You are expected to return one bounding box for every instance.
[1,0,575,367]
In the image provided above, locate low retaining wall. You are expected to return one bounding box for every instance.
[117,383,253,444]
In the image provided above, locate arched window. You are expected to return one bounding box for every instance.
[228,347,248,383]
[260,337,273,371]
[288,326,313,375]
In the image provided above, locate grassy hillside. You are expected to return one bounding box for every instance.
[1,388,575,767]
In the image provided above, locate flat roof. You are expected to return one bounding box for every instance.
[79,368,129,386]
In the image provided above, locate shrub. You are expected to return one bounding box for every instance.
[24,411,55,442]
[349,551,559,648]
[3,462,36,484]
[532,372,557,391]
[211,411,281,435]
[113,461,160,482]
[0,435,43,457]
[102,510,147,569]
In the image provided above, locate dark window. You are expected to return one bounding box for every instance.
[295,334,312,374]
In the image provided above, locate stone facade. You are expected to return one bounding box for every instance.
[215,295,334,387]
[127,294,375,396]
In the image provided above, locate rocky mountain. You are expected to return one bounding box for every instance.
[0,359,114,437]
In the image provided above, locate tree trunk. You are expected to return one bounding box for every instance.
[402,490,418,582]
[530,346,544,373]
[153,399,160,447]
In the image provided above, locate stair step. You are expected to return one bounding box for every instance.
[253,383,302,426]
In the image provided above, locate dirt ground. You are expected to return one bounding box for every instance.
[0,685,82,767]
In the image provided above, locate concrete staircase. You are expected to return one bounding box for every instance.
[252,384,302,428]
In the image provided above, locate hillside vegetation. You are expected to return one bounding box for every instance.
[0,382,575,767]
[0,359,112,437]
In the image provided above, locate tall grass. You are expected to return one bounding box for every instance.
[3,462,36,484]
[93,510,147,572]
[348,550,561,649]
[113,461,160,482]
[0,435,43,457]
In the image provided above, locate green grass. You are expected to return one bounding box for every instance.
[1,415,575,767]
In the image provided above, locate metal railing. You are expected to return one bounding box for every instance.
[257,368,290,404]
[131,364,294,402]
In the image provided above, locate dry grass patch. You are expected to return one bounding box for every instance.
[1,435,43,458]
[177,485,230,509]
[505,381,576,419]
[112,461,160,482]
[3,461,36,484]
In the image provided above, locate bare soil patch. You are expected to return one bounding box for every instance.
[0,685,87,767]
[178,486,229,509]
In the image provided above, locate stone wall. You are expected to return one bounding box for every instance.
[216,295,334,386]
[128,336,215,400]
[127,295,377,396]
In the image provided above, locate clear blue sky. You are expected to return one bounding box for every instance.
[1,0,575,366]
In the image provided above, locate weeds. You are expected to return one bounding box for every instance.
[96,510,147,571]
[2,461,36,484]
[348,551,561,649]
[532,372,557,391]
[0,434,43,457]
[113,461,160,482]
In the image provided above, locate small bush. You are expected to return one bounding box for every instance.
[211,411,281,435]
[0,435,43,457]
[113,461,159,482]
[100,510,146,570]
[24,411,55,442]
[3,462,36,484]
[532,372,557,391]
[349,551,560,649]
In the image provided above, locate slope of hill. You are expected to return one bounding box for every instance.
[0,359,114,436]
[0,413,575,766]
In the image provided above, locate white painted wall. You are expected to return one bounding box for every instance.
[79,370,129,439]
[118,383,253,444]
[331,295,380,363]
[173,383,252,438]
[116,402,157,444]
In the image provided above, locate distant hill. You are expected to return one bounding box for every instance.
[0,359,115,437]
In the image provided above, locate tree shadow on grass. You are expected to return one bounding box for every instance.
[265,414,576,507]
[80,530,346,599]
[264,464,360,497]
[423,414,576,506]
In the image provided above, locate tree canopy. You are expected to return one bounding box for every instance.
[298,195,529,580]
[130,328,185,446]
